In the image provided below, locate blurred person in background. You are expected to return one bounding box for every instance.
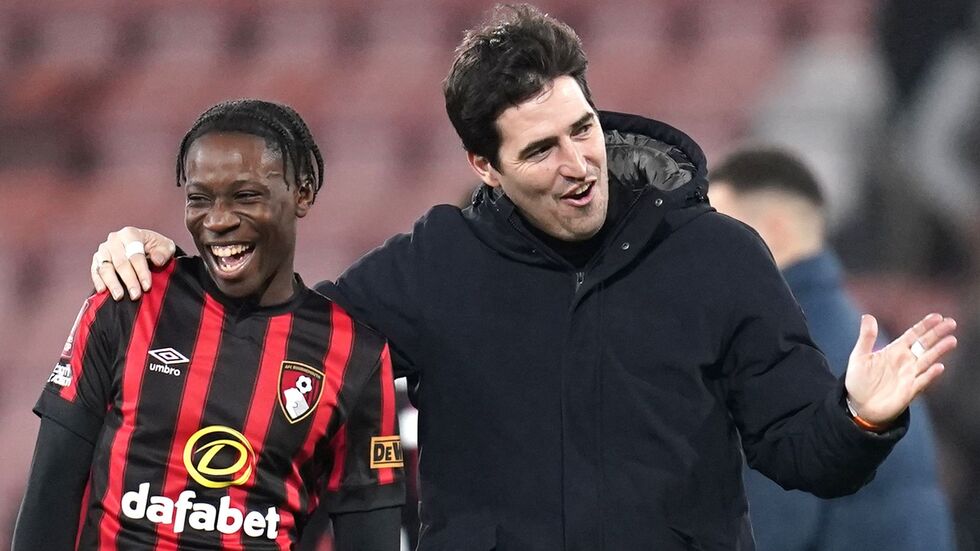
[88,5,958,550]
[932,301,980,551]
[12,99,403,551]
[871,0,980,277]
[930,274,980,550]
[709,146,954,551]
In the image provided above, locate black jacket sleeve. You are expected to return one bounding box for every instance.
[12,416,95,551]
[719,221,906,497]
[318,229,423,380]
[332,507,402,551]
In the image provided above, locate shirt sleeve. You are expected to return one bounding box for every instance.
[319,344,406,513]
[33,291,118,444]
[12,416,95,551]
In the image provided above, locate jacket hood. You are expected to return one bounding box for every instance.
[464,111,712,267]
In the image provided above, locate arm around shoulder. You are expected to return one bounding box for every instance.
[91,226,176,301]
[328,221,431,378]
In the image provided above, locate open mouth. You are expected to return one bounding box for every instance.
[209,243,255,276]
[561,182,595,206]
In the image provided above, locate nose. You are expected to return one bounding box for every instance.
[558,138,589,180]
[203,200,240,234]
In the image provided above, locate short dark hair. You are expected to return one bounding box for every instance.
[443,4,595,168]
[176,99,325,202]
[710,147,824,207]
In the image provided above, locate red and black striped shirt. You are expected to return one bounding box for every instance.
[36,257,404,550]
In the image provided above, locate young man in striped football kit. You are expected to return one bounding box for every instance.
[13,99,404,551]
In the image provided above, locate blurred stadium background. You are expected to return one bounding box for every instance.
[2,0,979,549]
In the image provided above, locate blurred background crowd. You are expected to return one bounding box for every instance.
[1,0,979,549]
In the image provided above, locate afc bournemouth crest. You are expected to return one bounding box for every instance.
[278,361,325,423]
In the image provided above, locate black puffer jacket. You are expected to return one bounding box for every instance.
[319,111,906,550]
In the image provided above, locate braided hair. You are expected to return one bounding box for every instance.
[176,99,324,202]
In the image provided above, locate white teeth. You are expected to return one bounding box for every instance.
[210,244,250,257]
[565,182,593,198]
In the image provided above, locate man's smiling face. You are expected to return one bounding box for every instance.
[469,75,609,241]
[183,131,311,305]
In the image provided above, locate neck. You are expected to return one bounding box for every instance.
[523,216,606,269]
[257,258,298,306]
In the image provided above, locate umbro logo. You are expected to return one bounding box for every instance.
[149,348,190,365]
[148,347,189,377]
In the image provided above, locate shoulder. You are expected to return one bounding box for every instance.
[658,210,785,305]
[144,256,201,294]
[304,287,388,353]
[66,290,120,339]
[124,257,206,313]
[339,203,468,283]
[403,204,466,246]
[157,256,194,281]
[421,203,466,224]
[399,204,469,245]
[671,208,772,258]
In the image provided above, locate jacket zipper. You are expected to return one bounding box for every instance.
[505,186,652,297]
[572,189,648,295]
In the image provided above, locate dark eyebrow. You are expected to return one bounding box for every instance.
[516,112,596,161]
[569,112,595,132]
[517,136,558,161]
[184,178,269,191]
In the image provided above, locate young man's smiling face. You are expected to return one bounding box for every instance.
[468,75,609,241]
[183,132,312,305]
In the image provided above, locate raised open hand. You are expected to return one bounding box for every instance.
[844,313,957,427]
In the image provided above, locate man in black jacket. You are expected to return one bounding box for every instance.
[710,147,954,550]
[87,5,956,550]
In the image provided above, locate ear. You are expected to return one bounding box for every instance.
[294,181,315,219]
[467,152,501,188]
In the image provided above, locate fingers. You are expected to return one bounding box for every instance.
[90,227,176,301]
[897,313,944,348]
[143,229,177,268]
[92,228,143,301]
[107,231,146,301]
[143,230,177,282]
[851,314,879,359]
[94,241,126,300]
[914,316,957,349]
[134,229,176,294]
[91,242,108,294]
[899,316,957,377]
[912,363,946,396]
[91,261,107,294]
[850,313,955,417]
[128,250,152,293]
[913,335,957,376]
